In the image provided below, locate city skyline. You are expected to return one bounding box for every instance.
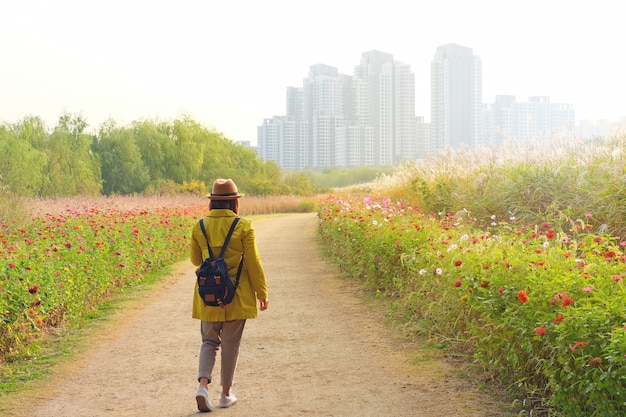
[1,1,624,145]
[258,45,577,170]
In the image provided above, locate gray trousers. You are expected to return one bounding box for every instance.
[198,320,246,387]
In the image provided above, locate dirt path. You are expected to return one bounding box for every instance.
[7,213,510,416]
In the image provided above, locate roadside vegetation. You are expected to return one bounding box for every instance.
[319,133,625,416]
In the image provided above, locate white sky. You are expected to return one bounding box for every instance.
[1,0,624,144]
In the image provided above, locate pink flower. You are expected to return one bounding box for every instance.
[583,287,593,292]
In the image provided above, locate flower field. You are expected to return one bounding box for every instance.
[318,195,626,416]
[0,200,209,363]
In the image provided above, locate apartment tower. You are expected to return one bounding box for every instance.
[430,43,483,154]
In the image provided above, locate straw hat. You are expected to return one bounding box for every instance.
[206,178,244,200]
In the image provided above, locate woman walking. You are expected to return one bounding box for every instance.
[190,178,269,412]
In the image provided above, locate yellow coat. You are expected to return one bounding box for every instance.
[190,209,268,322]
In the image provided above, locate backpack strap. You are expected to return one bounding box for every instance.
[199,218,215,259]
[218,217,240,258]
[199,217,244,287]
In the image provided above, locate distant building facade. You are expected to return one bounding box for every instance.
[483,95,575,145]
[429,43,483,155]
[258,50,421,170]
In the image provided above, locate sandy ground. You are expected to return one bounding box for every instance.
[4,213,511,416]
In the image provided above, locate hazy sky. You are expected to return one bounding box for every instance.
[1,0,623,144]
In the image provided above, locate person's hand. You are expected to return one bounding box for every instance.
[259,298,269,311]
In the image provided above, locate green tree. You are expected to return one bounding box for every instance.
[40,113,101,196]
[0,120,48,196]
[170,117,206,182]
[132,120,174,183]
[95,120,150,195]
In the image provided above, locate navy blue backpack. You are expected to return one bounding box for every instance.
[197,217,244,307]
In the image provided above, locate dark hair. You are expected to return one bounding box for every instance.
[210,199,239,213]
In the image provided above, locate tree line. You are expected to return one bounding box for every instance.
[0,113,319,197]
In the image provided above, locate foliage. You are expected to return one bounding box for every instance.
[0,113,320,198]
[0,202,206,363]
[364,135,626,241]
[305,166,394,188]
[318,195,626,416]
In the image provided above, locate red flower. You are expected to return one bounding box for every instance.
[570,341,586,351]
[454,280,463,288]
[554,315,565,323]
[561,297,575,308]
[454,260,463,267]
[535,327,546,336]
[546,229,556,239]
[517,290,529,303]
[28,285,40,295]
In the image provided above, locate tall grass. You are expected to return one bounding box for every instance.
[355,134,625,240]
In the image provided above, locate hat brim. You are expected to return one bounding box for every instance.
[205,193,244,200]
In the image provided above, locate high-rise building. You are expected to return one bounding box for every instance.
[430,43,483,154]
[258,50,418,169]
[484,95,575,145]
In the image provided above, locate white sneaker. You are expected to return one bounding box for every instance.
[196,385,213,412]
[219,392,237,408]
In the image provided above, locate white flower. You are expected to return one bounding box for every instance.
[419,268,427,275]
[435,268,443,275]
